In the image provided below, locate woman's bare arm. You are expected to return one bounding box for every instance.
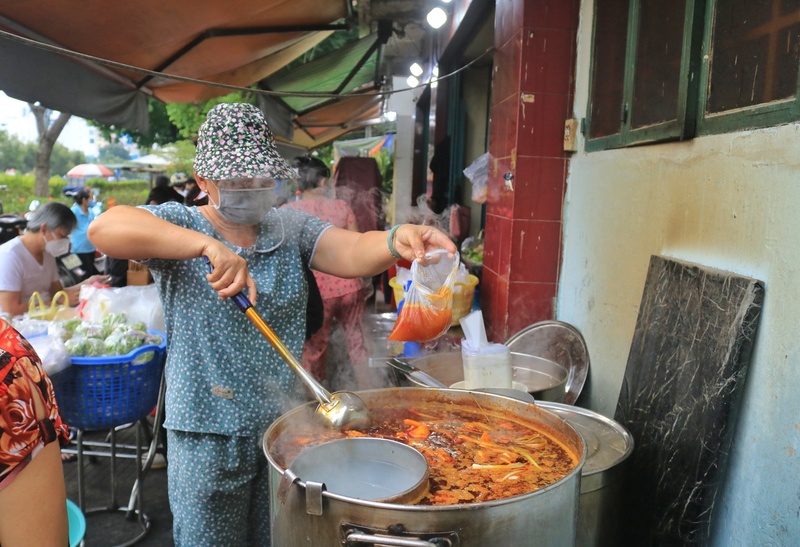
[88,206,257,302]
[311,224,456,278]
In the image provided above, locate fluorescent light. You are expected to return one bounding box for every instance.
[410,62,423,77]
[407,75,419,88]
[427,7,447,29]
[441,0,453,3]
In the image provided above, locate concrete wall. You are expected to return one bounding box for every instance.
[388,76,422,225]
[561,3,800,544]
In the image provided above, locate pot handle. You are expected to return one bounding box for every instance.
[345,531,439,547]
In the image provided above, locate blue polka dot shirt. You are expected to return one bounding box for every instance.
[141,203,329,436]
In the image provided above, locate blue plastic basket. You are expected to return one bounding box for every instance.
[51,329,166,430]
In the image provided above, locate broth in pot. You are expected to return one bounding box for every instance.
[270,394,580,506]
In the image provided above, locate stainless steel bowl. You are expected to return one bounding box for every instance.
[402,351,568,402]
[285,437,429,504]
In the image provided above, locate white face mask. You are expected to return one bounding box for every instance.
[208,182,275,225]
[43,230,71,257]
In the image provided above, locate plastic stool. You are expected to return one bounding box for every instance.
[67,499,86,547]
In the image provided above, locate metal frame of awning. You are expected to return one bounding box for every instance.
[0,0,371,133]
[137,20,354,91]
[290,91,384,147]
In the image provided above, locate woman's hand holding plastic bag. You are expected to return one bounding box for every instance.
[389,249,460,342]
[391,224,457,263]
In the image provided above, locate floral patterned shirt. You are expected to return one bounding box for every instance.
[0,320,70,486]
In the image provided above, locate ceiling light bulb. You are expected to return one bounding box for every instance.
[407,75,419,88]
[432,66,439,77]
[385,111,397,122]
[441,0,453,3]
[427,7,447,29]
[410,62,423,77]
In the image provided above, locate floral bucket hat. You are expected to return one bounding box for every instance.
[194,103,295,181]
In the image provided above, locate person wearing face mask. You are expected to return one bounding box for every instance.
[87,102,457,547]
[0,202,109,317]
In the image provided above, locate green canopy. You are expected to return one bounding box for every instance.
[264,34,381,114]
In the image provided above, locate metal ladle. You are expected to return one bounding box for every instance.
[205,259,371,430]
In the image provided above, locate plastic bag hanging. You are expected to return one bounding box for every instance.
[388,249,460,342]
[463,152,490,204]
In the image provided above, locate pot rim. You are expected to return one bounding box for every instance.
[264,387,587,510]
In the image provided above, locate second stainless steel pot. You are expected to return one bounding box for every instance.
[399,351,569,402]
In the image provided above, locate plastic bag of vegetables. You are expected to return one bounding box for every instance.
[74,321,106,339]
[65,335,106,357]
[103,327,148,356]
[461,230,484,267]
[57,316,161,359]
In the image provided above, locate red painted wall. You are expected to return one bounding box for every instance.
[483,0,580,341]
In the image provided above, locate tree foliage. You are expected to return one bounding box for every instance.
[0,130,86,177]
[0,130,35,172]
[165,91,256,140]
[98,143,131,163]
[51,147,87,177]
[160,139,196,178]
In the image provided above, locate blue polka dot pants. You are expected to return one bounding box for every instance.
[167,430,272,546]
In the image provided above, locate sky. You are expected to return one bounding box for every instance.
[0,91,100,157]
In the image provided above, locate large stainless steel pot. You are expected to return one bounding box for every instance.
[264,388,586,547]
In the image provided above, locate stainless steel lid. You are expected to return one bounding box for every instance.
[283,437,430,504]
[536,402,633,492]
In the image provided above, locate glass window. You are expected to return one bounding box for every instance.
[586,0,800,150]
[707,0,800,114]
[587,0,702,149]
[588,0,630,140]
[631,0,687,129]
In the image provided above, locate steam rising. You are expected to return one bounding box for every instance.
[395,194,451,233]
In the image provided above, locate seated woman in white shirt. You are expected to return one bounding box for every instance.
[0,202,107,317]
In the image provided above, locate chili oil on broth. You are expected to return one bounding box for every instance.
[271,397,580,506]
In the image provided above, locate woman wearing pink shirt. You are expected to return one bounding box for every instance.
[283,156,369,387]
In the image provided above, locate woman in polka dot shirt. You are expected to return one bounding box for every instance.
[88,103,455,547]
